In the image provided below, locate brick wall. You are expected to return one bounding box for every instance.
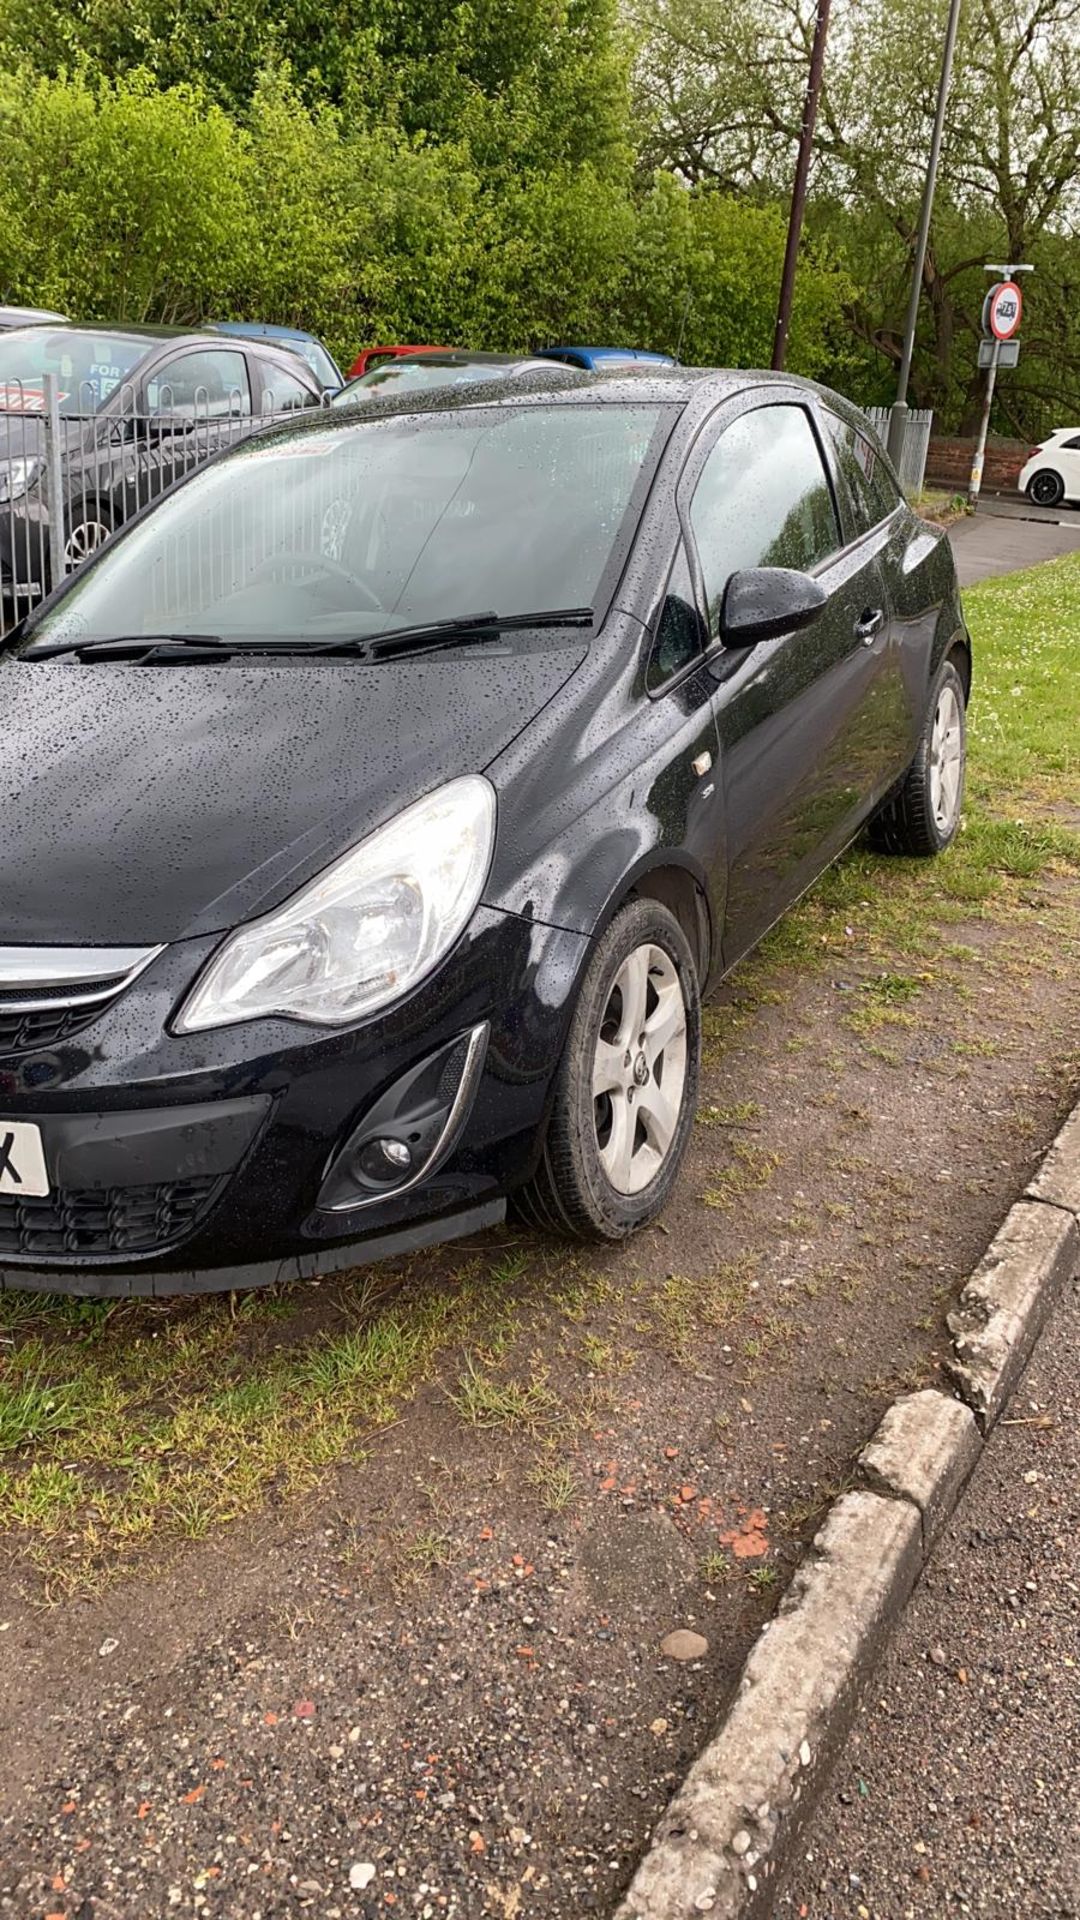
[925,435,1032,493]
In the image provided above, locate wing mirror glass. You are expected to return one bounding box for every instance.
[720,567,828,650]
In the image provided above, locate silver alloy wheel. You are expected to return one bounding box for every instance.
[64,518,111,567]
[591,942,688,1195]
[929,682,964,834]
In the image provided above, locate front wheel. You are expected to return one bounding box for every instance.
[1026,469,1065,508]
[62,502,114,571]
[869,657,967,857]
[520,897,701,1240]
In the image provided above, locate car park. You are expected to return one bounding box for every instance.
[1018,428,1080,507]
[207,321,344,394]
[332,350,575,403]
[0,322,322,616]
[538,345,678,371]
[0,366,970,1298]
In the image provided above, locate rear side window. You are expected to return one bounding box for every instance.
[825,413,902,532]
[1062,433,1080,451]
[688,404,840,634]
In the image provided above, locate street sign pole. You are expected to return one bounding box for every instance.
[967,261,1032,509]
[967,334,999,508]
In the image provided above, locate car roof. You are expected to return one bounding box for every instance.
[264,364,785,436]
[0,304,69,328]
[211,320,321,344]
[222,364,871,460]
[0,320,318,352]
[363,350,551,368]
[543,345,676,362]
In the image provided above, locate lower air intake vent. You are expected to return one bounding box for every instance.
[0,1176,222,1260]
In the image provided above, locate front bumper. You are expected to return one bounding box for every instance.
[0,906,590,1295]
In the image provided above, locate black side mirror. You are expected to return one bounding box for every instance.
[721,566,828,649]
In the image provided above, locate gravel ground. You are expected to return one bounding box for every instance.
[779,1271,1080,1920]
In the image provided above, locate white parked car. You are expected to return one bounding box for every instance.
[1018,428,1080,507]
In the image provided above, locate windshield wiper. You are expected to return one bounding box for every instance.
[317,606,595,660]
[25,632,241,662]
[24,607,595,664]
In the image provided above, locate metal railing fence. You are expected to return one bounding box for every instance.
[0,373,314,638]
[863,405,934,496]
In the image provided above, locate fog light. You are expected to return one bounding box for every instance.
[356,1137,412,1184]
[315,1022,489,1213]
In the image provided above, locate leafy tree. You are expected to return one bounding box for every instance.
[631,0,1080,431]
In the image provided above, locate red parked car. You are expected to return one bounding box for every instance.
[347,343,449,379]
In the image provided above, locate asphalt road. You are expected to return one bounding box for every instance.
[949,502,1080,585]
[779,1271,1080,1920]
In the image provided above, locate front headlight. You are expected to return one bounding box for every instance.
[0,457,40,503]
[175,775,496,1032]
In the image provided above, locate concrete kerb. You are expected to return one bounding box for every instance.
[615,1099,1080,1920]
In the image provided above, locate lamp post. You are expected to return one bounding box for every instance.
[771,0,832,373]
[885,0,964,466]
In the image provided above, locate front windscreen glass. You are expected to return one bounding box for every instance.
[20,403,671,650]
[0,330,146,414]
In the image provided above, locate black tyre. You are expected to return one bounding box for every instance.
[869,657,967,857]
[1026,469,1065,508]
[521,897,701,1240]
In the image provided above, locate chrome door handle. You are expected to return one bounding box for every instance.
[855,608,885,644]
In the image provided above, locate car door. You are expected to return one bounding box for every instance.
[680,393,896,968]
[819,407,922,791]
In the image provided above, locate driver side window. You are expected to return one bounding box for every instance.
[689,403,841,635]
[146,349,252,419]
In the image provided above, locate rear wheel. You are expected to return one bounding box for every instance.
[520,898,701,1240]
[869,657,967,857]
[1027,469,1065,508]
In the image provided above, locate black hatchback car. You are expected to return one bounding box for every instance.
[0,323,323,613]
[0,368,970,1296]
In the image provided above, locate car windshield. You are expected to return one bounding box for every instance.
[21,403,672,650]
[333,359,517,403]
[0,329,146,415]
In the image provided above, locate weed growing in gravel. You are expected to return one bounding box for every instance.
[450,1355,562,1433]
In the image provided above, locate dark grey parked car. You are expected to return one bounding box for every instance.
[0,323,323,615]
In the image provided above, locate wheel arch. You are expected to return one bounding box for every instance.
[946,632,972,701]
[593,857,714,985]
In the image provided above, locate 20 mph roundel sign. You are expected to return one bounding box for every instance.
[987,280,1023,341]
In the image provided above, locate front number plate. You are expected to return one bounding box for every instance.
[0,1121,50,1198]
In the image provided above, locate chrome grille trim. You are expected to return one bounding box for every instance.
[0,944,165,1013]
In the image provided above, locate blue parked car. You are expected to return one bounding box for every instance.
[536,345,678,372]
[208,322,344,394]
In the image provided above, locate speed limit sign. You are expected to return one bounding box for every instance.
[983,280,1023,340]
